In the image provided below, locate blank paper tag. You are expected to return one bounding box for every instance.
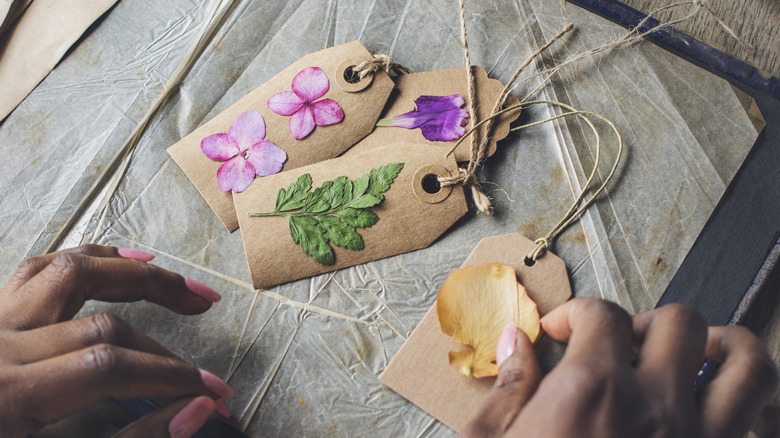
[168,41,395,231]
[233,143,468,290]
[0,0,118,121]
[350,66,521,161]
[379,233,572,432]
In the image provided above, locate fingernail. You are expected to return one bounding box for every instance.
[215,398,232,418]
[169,396,215,438]
[117,248,155,262]
[200,369,234,398]
[496,322,518,368]
[185,278,221,303]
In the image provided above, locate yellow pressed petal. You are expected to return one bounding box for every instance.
[436,263,541,378]
[516,281,541,343]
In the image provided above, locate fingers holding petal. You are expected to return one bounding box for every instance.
[310,98,344,126]
[245,141,287,177]
[462,324,541,438]
[227,110,266,150]
[289,106,315,140]
[267,91,304,116]
[216,156,256,193]
[291,66,329,102]
[541,298,634,367]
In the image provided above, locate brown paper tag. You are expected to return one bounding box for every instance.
[233,142,468,290]
[350,66,521,161]
[379,233,572,432]
[0,0,119,121]
[168,41,395,231]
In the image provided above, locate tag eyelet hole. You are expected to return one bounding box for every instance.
[413,165,452,204]
[343,66,361,84]
[335,58,375,92]
[421,174,441,194]
[524,256,536,267]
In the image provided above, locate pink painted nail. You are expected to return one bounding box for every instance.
[185,278,221,303]
[496,322,518,368]
[200,369,234,398]
[215,398,232,418]
[169,396,215,438]
[117,248,155,262]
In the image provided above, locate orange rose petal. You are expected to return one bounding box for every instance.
[436,263,541,378]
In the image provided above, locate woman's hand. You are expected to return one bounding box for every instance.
[0,245,233,438]
[462,298,779,438]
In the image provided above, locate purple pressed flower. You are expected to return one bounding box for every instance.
[201,110,287,193]
[267,66,344,140]
[376,94,469,142]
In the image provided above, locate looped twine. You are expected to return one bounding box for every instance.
[528,238,550,263]
[352,54,413,79]
[445,98,623,263]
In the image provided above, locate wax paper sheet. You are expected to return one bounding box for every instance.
[0,0,761,436]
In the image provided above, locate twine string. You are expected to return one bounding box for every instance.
[523,0,752,102]
[458,0,478,168]
[352,53,413,79]
[525,103,622,261]
[440,1,574,215]
[413,0,736,227]
[692,0,753,48]
[446,99,623,261]
[440,0,495,214]
[468,22,575,179]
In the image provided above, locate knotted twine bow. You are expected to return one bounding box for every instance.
[441,0,751,216]
[352,53,413,79]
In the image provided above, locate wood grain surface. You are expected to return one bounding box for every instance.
[621,0,780,78]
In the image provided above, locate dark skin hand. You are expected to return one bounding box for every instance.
[462,298,779,438]
[0,245,234,438]
[3,246,775,437]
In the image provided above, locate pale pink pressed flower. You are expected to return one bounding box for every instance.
[201,110,287,193]
[267,66,344,140]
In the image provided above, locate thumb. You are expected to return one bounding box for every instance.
[114,396,226,438]
[460,323,542,437]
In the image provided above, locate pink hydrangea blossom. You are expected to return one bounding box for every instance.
[201,110,287,193]
[267,66,344,140]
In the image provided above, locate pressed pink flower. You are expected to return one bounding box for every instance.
[267,66,344,140]
[201,110,287,193]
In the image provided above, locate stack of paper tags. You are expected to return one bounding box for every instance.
[168,40,522,291]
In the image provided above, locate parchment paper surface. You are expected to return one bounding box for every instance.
[0,0,761,436]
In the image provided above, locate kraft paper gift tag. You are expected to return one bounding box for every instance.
[350,66,521,161]
[379,233,572,432]
[168,41,395,231]
[233,142,469,290]
[0,0,119,121]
